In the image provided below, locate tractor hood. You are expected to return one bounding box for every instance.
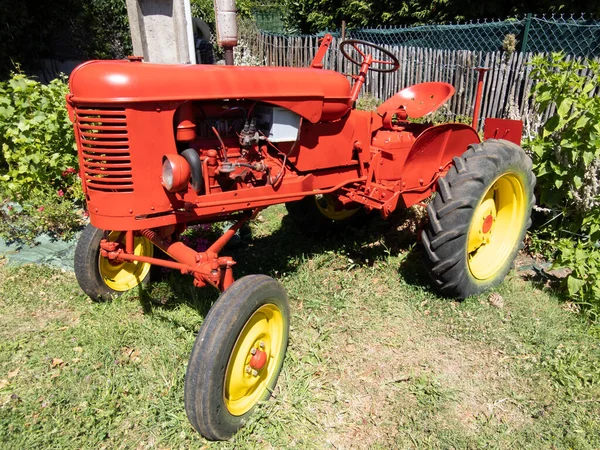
[68,60,352,123]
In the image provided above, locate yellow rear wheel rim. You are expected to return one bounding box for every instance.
[98,232,153,291]
[315,194,360,221]
[467,173,526,280]
[224,303,285,416]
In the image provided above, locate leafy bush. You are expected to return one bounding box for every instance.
[0,71,84,244]
[554,239,600,319]
[528,53,600,314]
[355,93,382,111]
[529,53,600,219]
[0,190,85,244]
[0,72,77,194]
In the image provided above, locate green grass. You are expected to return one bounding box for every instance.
[1,205,599,449]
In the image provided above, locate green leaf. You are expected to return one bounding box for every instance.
[543,115,561,136]
[582,151,595,166]
[567,276,585,296]
[557,98,574,118]
[573,116,590,130]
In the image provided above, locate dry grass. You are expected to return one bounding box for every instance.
[1,205,599,449]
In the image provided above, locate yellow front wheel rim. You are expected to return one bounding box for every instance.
[467,173,526,280]
[98,232,153,291]
[224,303,285,416]
[315,194,360,221]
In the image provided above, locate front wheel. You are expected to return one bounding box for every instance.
[184,275,290,440]
[74,224,154,301]
[421,139,536,299]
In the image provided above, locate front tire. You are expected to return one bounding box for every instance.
[184,275,290,440]
[74,224,154,301]
[421,139,535,299]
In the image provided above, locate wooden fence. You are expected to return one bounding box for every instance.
[240,31,599,135]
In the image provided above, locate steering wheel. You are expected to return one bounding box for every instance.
[339,39,400,73]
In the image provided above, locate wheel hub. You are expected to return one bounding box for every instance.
[482,214,494,234]
[249,348,267,371]
[249,341,268,371]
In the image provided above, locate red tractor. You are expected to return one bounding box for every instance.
[66,36,535,440]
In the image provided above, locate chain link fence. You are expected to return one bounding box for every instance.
[350,15,600,57]
[252,6,286,33]
[253,13,600,57]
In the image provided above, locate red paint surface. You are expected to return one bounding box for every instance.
[250,350,267,370]
[482,214,494,234]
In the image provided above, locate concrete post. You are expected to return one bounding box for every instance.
[126,0,196,64]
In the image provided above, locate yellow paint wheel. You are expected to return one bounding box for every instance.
[285,193,364,229]
[184,275,289,440]
[314,194,362,221]
[224,304,285,416]
[422,140,535,299]
[75,224,155,301]
[98,231,153,292]
[466,173,526,280]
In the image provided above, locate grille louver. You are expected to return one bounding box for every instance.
[76,107,133,192]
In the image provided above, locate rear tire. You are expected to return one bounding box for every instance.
[184,275,290,440]
[421,139,535,299]
[74,224,153,301]
[285,193,364,229]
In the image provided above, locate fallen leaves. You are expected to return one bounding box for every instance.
[7,368,19,379]
[120,347,141,364]
[51,358,65,369]
[488,292,505,309]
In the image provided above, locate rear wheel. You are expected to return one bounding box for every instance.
[184,275,290,440]
[421,139,535,298]
[74,224,154,301]
[285,194,363,228]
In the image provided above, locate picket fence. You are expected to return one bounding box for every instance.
[241,31,600,135]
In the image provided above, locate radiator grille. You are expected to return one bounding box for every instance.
[76,107,133,193]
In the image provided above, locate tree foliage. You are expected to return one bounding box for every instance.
[282,0,600,34]
[0,0,131,78]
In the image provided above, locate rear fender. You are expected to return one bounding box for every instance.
[400,123,480,207]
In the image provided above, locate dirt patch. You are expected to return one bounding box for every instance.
[300,300,532,448]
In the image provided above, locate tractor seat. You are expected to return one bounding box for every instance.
[377,82,455,119]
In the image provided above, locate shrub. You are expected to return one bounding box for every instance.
[529,53,600,223]
[554,239,600,319]
[0,72,78,195]
[0,71,84,244]
[528,53,600,315]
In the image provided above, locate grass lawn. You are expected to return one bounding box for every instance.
[1,205,599,449]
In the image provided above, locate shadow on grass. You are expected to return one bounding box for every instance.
[137,206,436,318]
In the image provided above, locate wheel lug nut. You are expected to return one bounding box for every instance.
[252,369,258,377]
[259,341,265,349]
[250,348,257,355]
[245,366,251,374]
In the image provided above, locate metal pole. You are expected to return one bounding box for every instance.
[224,48,234,65]
[215,0,238,65]
[472,68,489,130]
